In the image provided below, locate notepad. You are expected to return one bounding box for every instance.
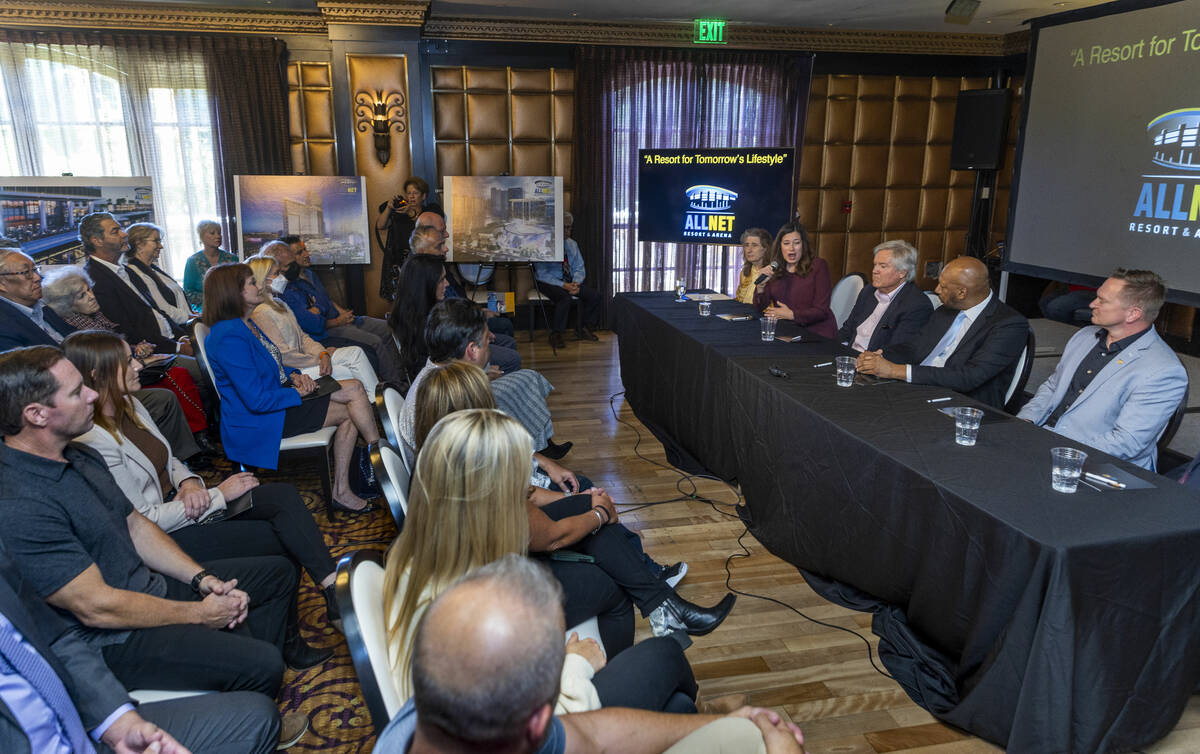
[716,313,754,321]
[690,293,733,302]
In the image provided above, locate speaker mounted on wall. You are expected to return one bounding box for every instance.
[950,88,1011,171]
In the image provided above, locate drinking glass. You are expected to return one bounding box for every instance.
[760,315,777,342]
[953,407,984,446]
[835,356,856,387]
[1051,447,1088,493]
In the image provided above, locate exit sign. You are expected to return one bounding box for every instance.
[693,18,726,44]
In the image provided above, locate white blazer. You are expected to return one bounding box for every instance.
[75,397,226,532]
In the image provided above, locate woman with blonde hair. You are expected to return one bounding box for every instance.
[247,249,379,397]
[384,408,699,713]
[733,227,773,304]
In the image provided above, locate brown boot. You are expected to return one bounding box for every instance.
[277,712,309,750]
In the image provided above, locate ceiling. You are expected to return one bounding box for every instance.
[119,0,1115,35]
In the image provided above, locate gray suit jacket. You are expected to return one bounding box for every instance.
[1018,325,1187,470]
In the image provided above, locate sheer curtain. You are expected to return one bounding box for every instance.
[575,47,812,318]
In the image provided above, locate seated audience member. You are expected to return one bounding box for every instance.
[65,330,343,638]
[533,211,603,348]
[856,256,1029,410]
[753,223,836,339]
[0,537,283,754]
[411,210,519,341]
[835,240,933,352]
[123,222,195,327]
[375,555,805,754]
[1039,282,1096,323]
[0,346,311,743]
[386,410,701,712]
[201,263,380,513]
[182,220,237,310]
[734,228,774,304]
[248,251,379,397]
[0,247,206,461]
[401,299,572,461]
[42,265,209,436]
[1018,269,1186,470]
[375,175,442,300]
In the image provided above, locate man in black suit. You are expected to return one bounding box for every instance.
[0,539,279,753]
[856,256,1028,409]
[835,240,932,353]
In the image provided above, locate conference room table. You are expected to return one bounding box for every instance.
[612,291,1200,753]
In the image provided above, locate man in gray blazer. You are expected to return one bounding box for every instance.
[1018,269,1187,471]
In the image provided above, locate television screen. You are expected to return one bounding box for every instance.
[637,148,794,244]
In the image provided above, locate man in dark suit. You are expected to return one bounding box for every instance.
[835,240,932,353]
[856,256,1028,409]
[0,539,279,753]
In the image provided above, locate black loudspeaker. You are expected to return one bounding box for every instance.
[950,88,1012,170]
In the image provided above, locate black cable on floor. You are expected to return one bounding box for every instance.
[609,389,895,682]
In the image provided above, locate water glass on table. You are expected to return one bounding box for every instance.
[1051,447,1088,493]
[835,356,856,387]
[760,315,778,342]
[698,300,712,316]
[953,407,983,446]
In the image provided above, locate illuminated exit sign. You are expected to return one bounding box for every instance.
[693,18,726,44]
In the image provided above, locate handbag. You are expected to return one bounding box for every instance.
[349,445,381,498]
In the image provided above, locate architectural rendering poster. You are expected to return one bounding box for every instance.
[444,175,563,263]
[234,175,370,264]
[0,176,153,265]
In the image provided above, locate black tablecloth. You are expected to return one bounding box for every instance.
[612,291,1200,753]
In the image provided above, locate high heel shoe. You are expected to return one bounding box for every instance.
[328,497,374,515]
[648,593,737,637]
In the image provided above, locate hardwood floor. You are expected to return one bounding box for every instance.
[520,330,1200,754]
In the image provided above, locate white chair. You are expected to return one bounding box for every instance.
[925,290,942,309]
[193,322,337,503]
[829,273,865,328]
[370,440,409,530]
[1003,326,1037,412]
[375,383,408,458]
[336,550,400,734]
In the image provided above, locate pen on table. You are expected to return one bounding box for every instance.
[1084,472,1126,489]
[813,361,833,368]
[927,397,952,403]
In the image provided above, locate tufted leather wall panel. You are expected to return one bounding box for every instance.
[431,65,574,300]
[286,62,337,176]
[798,74,1022,290]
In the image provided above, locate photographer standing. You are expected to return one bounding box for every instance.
[376,176,442,301]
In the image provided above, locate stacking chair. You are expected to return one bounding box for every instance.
[1002,327,1037,413]
[335,550,400,734]
[829,273,865,328]
[193,322,337,504]
[369,440,409,531]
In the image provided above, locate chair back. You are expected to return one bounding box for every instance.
[376,384,407,449]
[1157,383,1190,456]
[1003,326,1037,412]
[925,291,942,310]
[335,550,402,733]
[829,273,865,328]
[192,322,218,391]
[370,440,409,530]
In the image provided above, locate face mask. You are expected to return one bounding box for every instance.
[268,276,288,295]
[282,262,301,281]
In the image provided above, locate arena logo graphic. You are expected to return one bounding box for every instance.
[682,184,738,239]
[1130,108,1200,238]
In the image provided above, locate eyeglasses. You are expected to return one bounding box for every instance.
[0,265,42,280]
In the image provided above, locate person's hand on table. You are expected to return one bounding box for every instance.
[177,478,212,521]
[318,350,333,376]
[856,350,905,380]
[565,631,606,672]
[292,373,317,396]
[103,709,191,754]
[763,301,793,320]
[217,471,258,501]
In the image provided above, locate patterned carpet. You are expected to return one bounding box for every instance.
[197,452,396,753]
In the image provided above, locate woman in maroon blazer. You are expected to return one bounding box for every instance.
[752,222,836,338]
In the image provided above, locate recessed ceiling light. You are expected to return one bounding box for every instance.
[1053,1,1071,5]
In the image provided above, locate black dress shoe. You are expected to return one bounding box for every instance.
[323,584,343,633]
[283,633,333,671]
[578,327,599,341]
[548,331,566,349]
[648,593,736,637]
[538,439,573,460]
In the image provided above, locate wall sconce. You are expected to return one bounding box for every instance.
[354,89,407,167]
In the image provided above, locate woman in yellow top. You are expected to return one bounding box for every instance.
[733,228,773,303]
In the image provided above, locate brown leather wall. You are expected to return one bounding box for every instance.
[286,62,337,176]
[431,65,574,300]
[800,74,1021,291]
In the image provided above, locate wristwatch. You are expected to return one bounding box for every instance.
[190,569,215,593]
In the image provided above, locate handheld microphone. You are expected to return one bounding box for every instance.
[753,261,780,286]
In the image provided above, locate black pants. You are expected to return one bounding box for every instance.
[169,482,336,586]
[542,495,672,616]
[545,557,633,656]
[100,555,293,696]
[134,387,201,460]
[592,636,698,713]
[534,281,602,333]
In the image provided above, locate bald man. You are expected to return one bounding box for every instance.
[375,555,804,754]
[856,256,1028,409]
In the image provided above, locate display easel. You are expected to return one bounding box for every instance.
[461,260,559,356]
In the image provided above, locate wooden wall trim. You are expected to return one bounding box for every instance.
[0,1,327,35]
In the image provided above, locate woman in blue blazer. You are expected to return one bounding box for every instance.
[201,263,380,512]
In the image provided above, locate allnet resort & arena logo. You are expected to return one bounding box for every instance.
[1131,108,1200,237]
[682,184,738,239]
